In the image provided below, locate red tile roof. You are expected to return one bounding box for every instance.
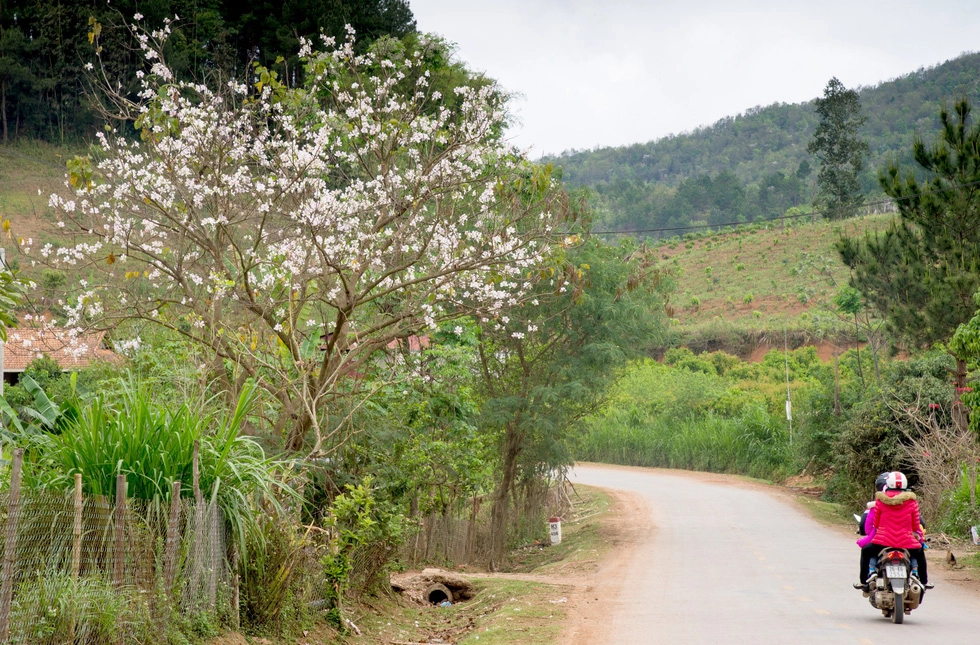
[385,335,430,351]
[2,328,118,372]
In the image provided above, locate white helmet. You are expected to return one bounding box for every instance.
[885,471,908,490]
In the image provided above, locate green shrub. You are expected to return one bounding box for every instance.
[575,405,791,481]
[10,573,128,644]
[574,358,794,480]
[823,351,954,506]
[706,351,741,376]
[663,348,717,376]
[321,478,404,629]
[936,465,980,537]
[3,355,73,413]
[21,354,64,392]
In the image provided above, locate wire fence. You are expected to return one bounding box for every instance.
[0,452,232,644]
[401,478,574,568]
[0,447,575,642]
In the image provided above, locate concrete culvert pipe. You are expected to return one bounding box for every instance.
[425,583,454,605]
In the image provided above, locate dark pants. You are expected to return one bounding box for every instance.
[859,545,928,584]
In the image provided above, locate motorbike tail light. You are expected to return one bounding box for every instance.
[886,551,905,561]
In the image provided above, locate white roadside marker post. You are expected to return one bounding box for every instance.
[549,516,562,545]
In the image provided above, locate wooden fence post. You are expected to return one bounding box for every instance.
[72,473,83,579]
[192,441,202,509]
[162,481,182,592]
[190,441,204,605]
[0,449,24,642]
[113,473,126,590]
[207,504,218,611]
[230,544,240,630]
[69,472,84,645]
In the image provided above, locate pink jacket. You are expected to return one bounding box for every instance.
[871,490,921,549]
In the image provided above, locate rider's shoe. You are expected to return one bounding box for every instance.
[853,582,869,591]
[924,582,935,589]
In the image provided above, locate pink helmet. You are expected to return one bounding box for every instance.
[885,471,908,490]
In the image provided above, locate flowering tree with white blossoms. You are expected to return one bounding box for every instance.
[44,21,570,452]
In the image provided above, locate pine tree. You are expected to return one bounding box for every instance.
[837,98,980,428]
[808,77,869,219]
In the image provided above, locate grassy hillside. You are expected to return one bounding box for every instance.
[651,213,892,353]
[0,143,70,238]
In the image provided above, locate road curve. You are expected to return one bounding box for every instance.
[567,464,980,644]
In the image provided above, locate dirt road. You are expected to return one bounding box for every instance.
[562,464,980,644]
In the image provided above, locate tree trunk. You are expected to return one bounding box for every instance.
[865,312,881,384]
[853,313,864,386]
[952,356,969,433]
[1,79,7,143]
[969,462,977,511]
[489,422,522,570]
[833,352,842,416]
[285,408,313,452]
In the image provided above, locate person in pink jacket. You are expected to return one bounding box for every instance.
[855,471,931,591]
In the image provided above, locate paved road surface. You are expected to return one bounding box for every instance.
[569,464,980,644]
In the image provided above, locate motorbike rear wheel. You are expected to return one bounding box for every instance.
[892,592,904,624]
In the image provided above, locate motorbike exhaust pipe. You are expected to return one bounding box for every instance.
[909,582,922,595]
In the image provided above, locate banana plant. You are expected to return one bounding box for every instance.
[0,374,78,441]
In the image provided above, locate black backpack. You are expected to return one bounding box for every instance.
[857,509,870,536]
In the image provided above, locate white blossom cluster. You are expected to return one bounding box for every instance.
[44,24,565,402]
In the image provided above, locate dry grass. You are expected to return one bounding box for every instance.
[0,143,74,235]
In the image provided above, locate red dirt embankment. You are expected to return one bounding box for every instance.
[746,340,866,363]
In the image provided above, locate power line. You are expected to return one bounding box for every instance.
[0,148,69,171]
[590,176,980,236]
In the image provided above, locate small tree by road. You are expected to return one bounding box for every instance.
[475,238,672,566]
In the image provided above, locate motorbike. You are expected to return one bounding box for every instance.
[862,547,924,624]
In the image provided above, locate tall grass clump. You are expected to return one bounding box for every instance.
[25,379,288,548]
[577,406,791,480]
[574,358,794,481]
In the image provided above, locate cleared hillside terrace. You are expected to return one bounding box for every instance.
[644,213,895,355]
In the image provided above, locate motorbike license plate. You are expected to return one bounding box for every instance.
[885,565,907,579]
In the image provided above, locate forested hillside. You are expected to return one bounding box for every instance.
[0,0,415,143]
[548,52,980,235]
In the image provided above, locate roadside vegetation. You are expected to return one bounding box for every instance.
[348,486,610,645]
[576,342,980,535]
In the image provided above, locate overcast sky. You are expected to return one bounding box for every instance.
[409,0,980,157]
